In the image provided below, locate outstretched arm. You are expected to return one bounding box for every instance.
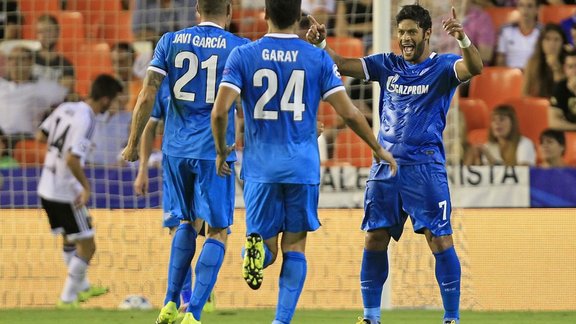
[326,90,397,175]
[212,85,239,176]
[442,7,483,81]
[306,15,366,80]
[122,70,165,161]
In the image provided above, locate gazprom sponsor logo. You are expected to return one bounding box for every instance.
[386,74,429,95]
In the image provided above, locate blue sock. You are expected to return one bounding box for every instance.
[275,252,307,324]
[188,238,225,320]
[434,246,461,320]
[361,249,388,322]
[164,223,197,307]
[180,266,192,305]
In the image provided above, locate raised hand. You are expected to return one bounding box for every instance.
[442,6,465,41]
[306,15,327,46]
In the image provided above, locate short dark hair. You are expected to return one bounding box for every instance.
[89,74,123,101]
[540,128,566,151]
[265,0,301,30]
[396,4,432,31]
[198,0,230,17]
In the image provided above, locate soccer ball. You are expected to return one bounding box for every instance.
[118,295,153,310]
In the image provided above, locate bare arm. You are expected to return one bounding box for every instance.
[66,153,91,206]
[549,107,576,131]
[122,70,165,161]
[212,85,239,176]
[325,90,397,175]
[306,15,366,79]
[134,119,158,195]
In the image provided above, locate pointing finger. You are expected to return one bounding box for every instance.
[451,6,457,19]
[307,15,320,26]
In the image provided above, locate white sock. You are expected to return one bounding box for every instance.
[60,255,88,302]
[63,247,90,291]
[62,246,76,266]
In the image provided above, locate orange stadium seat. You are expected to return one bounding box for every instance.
[234,9,268,40]
[103,11,134,45]
[564,131,576,166]
[539,5,576,25]
[485,7,519,32]
[54,11,86,60]
[72,42,114,96]
[469,66,524,112]
[504,97,550,147]
[12,139,47,165]
[467,128,488,146]
[332,128,373,168]
[326,36,364,58]
[66,0,124,39]
[459,98,489,132]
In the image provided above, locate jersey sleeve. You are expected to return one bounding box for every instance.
[361,53,386,82]
[39,109,56,136]
[149,32,171,75]
[320,51,345,100]
[441,53,464,87]
[220,47,244,94]
[69,111,95,159]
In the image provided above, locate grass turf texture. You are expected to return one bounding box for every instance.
[1,309,576,323]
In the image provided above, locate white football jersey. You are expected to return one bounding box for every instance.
[37,101,96,202]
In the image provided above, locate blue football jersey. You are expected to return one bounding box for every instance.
[362,52,462,165]
[221,34,344,184]
[149,22,250,161]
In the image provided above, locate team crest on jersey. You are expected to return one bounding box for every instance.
[386,74,429,95]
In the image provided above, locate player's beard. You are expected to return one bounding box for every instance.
[401,39,426,63]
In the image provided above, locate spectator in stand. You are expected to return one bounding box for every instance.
[495,0,541,69]
[111,42,142,111]
[334,0,372,47]
[34,14,78,101]
[0,46,67,143]
[523,23,567,97]
[559,9,576,46]
[539,128,567,167]
[132,0,197,43]
[550,50,576,130]
[0,1,22,41]
[480,104,537,166]
[0,128,19,169]
[492,0,518,5]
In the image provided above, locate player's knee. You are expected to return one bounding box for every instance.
[427,233,453,253]
[365,229,391,250]
[206,227,228,244]
[76,238,96,260]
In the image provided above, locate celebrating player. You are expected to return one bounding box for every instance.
[37,74,123,308]
[307,3,483,324]
[122,1,249,323]
[211,1,396,323]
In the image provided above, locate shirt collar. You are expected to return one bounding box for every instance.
[198,22,223,29]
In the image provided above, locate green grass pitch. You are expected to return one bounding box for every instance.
[1,309,576,323]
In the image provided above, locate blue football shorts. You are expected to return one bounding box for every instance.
[163,155,235,229]
[362,163,452,240]
[243,181,320,240]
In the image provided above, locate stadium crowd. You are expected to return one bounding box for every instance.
[0,0,575,169]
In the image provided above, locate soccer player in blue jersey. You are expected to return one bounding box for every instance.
[211,1,397,323]
[307,4,483,324]
[122,1,249,323]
